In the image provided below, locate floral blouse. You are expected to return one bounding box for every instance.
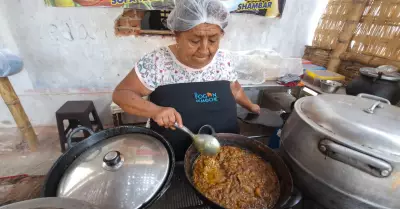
[135,47,238,91]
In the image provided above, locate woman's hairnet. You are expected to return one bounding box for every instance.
[167,0,229,32]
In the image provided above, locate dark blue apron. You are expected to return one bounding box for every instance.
[149,80,239,161]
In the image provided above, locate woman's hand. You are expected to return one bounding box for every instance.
[249,104,261,114]
[151,107,183,129]
[230,81,261,115]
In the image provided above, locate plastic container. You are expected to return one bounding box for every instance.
[303,70,345,86]
[229,49,282,84]
[303,64,326,72]
[228,49,303,84]
[0,49,23,77]
[278,58,303,78]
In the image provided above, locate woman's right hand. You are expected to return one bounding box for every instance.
[151,107,183,129]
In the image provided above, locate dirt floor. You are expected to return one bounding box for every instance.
[0,126,62,177]
[0,126,62,206]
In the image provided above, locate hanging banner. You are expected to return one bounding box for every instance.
[232,0,286,17]
[44,0,285,18]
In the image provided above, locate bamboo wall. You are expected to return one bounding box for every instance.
[312,0,354,50]
[307,0,400,78]
[350,0,400,61]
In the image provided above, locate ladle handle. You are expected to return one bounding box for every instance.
[198,125,216,135]
[174,123,196,138]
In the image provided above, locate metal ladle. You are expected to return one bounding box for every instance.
[175,123,220,155]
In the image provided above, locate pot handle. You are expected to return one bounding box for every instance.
[319,139,393,178]
[67,126,95,149]
[247,135,270,139]
[281,187,302,209]
[198,125,216,135]
[357,93,391,105]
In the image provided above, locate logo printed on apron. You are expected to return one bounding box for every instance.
[194,92,219,103]
[150,81,239,161]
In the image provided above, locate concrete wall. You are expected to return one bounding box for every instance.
[0,0,328,128]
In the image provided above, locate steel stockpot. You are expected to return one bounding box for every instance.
[281,94,400,209]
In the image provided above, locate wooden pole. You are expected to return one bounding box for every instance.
[327,0,368,72]
[0,77,38,151]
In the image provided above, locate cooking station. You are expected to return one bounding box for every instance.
[1,81,398,209]
[147,91,400,209]
[104,81,400,209]
[104,84,325,209]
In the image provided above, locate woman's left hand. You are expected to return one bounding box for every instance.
[249,104,261,114]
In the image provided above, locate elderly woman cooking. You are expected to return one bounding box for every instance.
[113,0,260,160]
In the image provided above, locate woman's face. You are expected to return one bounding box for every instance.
[175,23,223,69]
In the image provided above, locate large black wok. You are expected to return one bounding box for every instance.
[41,126,175,209]
[184,132,301,209]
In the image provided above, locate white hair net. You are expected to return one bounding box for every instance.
[167,0,230,32]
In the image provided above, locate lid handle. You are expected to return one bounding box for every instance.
[103,151,122,167]
[364,101,383,114]
[319,139,392,178]
[357,93,391,105]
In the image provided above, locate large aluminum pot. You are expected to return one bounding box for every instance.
[0,197,98,209]
[280,94,400,209]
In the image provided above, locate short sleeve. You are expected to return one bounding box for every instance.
[134,50,159,91]
[222,51,238,82]
[227,67,238,82]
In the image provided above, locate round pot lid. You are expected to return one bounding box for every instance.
[0,198,99,209]
[57,133,170,209]
[295,94,400,159]
[360,67,400,81]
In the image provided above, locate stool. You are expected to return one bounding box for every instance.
[56,101,103,152]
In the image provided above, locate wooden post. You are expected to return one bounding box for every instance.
[0,77,38,151]
[327,0,368,72]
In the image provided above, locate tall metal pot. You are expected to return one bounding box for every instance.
[280,94,400,209]
[346,67,400,104]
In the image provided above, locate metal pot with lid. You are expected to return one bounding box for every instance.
[280,93,400,209]
[42,126,175,209]
[346,66,400,104]
[359,66,400,81]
